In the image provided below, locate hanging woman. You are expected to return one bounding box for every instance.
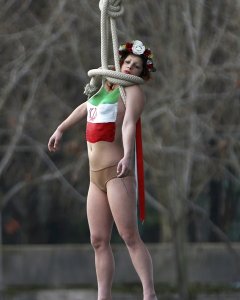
[48,40,158,300]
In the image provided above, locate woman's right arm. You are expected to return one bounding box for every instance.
[48,101,87,152]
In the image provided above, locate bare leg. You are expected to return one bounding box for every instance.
[107,177,157,300]
[87,183,115,300]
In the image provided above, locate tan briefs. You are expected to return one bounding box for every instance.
[90,164,133,192]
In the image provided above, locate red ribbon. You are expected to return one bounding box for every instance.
[136,118,145,222]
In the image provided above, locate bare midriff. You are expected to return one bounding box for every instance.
[87,92,129,171]
[87,140,124,170]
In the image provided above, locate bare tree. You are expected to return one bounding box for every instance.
[1,0,240,298]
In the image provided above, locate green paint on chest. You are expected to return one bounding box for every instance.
[88,86,120,106]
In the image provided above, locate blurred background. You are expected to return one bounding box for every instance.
[1,0,240,299]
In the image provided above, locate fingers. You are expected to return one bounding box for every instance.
[48,129,63,152]
[48,137,59,152]
[53,138,59,151]
[117,162,121,175]
[117,166,123,177]
[48,139,54,152]
[117,161,129,178]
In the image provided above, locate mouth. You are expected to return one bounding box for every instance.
[124,70,131,74]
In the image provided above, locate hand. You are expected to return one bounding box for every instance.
[117,156,131,178]
[48,128,63,152]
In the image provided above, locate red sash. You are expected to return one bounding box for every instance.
[136,118,145,222]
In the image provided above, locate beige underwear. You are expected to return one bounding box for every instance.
[90,164,133,192]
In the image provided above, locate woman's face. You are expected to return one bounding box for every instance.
[121,54,143,77]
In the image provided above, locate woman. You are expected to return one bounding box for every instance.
[48,40,157,300]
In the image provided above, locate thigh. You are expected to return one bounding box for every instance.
[106,176,138,232]
[87,183,114,239]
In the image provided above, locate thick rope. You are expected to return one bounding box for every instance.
[84,0,146,222]
[84,0,144,98]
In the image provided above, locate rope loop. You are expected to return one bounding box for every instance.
[85,0,144,98]
[88,69,144,86]
[99,0,124,18]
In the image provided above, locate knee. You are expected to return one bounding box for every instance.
[119,230,140,248]
[90,234,110,250]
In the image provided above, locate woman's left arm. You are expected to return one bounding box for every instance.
[117,85,145,177]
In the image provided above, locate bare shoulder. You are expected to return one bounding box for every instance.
[124,84,145,103]
[123,85,145,117]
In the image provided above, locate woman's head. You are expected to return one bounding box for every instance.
[119,40,156,81]
[120,53,144,78]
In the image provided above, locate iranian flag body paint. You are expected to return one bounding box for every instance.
[86,86,120,143]
[86,85,146,221]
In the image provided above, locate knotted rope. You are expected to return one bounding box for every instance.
[84,0,146,222]
[84,0,144,98]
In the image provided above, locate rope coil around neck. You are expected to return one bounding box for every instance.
[84,0,146,222]
[84,0,144,98]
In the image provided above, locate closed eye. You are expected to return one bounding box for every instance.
[125,60,140,68]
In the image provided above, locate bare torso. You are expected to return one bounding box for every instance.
[87,89,128,170]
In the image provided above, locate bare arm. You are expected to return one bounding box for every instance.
[117,85,145,177]
[48,101,87,152]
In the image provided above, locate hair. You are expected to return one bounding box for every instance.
[119,51,151,81]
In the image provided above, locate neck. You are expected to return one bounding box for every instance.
[105,81,118,91]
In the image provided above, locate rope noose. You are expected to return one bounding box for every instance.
[84,0,144,99]
[84,0,146,222]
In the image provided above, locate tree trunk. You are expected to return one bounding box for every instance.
[0,212,4,297]
[172,214,189,300]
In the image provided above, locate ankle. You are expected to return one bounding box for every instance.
[143,292,157,300]
[97,291,112,300]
